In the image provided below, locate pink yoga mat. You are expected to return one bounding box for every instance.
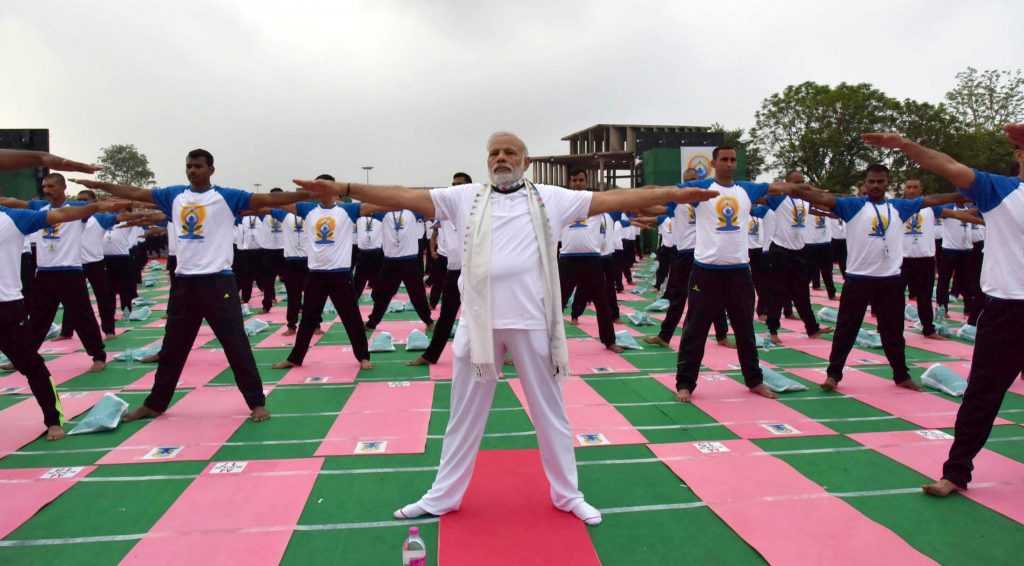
[0,465,97,538]
[509,377,646,446]
[439,449,601,566]
[315,380,434,456]
[851,430,1024,525]
[919,362,1024,397]
[787,367,1010,429]
[276,345,360,385]
[903,332,974,359]
[567,339,637,374]
[572,315,630,341]
[651,373,836,439]
[251,309,290,325]
[121,457,323,566]
[0,353,97,390]
[779,333,887,366]
[256,325,297,349]
[374,320,429,341]
[38,336,83,355]
[97,386,261,464]
[649,440,937,565]
[125,349,229,392]
[0,391,107,459]
[428,347,453,381]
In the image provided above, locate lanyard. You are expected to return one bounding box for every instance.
[391,211,404,232]
[870,202,891,240]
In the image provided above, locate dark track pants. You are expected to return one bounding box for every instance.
[283,258,309,330]
[559,255,615,347]
[353,248,384,298]
[658,251,727,343]
[105,255,138,313]
[1,300,61,426]
[28,270,106,362]
[902,256,937,336]
[422,268,462,363]
[765,243,821,336]
[805,243,836,298]
[366,258,433,328]
[826,276,909,384]
[61,260,116,336]
[287,271,369,364]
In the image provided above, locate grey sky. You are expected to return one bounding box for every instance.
[2,0,1019,189]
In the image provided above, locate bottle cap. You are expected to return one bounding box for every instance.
[409,527,420,536]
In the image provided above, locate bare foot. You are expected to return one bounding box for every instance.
[569,318,579,325]
[272,360,296,370]
[282,328,297,337]
[46,425,65,441]
[104,333,117,340]
[757,313,767,322]
[716,339,735,349]
[676,388,692,403]
[924,332,943,340]
[87,360,106,373]
[123,405,162,422]
[896,379,922,392]
[922,478,961,497]
[769,334,783,346]
[785,313,799,320]
[607,344,626,354]
[314,327,324,335]
[0,362,14,371]
[821,376,839,392]
[52,335,73,342]
[809,326,832,339]
[360,359,373,370]
[642,335,670,348]
[140,353,160,363]
[750,383,778,399]
[406,356,432,366]
[425,322,435,333]
[250,406,271,422]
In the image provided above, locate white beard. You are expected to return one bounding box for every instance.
[489,166,525,188]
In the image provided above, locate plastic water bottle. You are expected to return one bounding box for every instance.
[402,526,427,566]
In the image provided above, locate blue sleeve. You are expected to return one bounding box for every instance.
[675,179,715,189]
[151,186,185,216]
[413,212,425,221]
[656,214,668,226]
[215,187,253,215]
[28,199,48,211]
[371,212,386,222]
[295,202,316,219]
[4,208,50,235]
[739,181,770,203]
[891,197,923,223]
[665,202,677,216]
[342,203,362,222]
[960,170,1021,213]
[930,205,946,218]
[765,195,785,211]
[269,208,288,222]
[94,212,118,230]
[607,211,623,222]
[751,205,769,219]
[833,196,867,223]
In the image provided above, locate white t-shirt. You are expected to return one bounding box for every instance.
[766,195,807,250]
[760,208,776,252]
[438,221,463,270]
[237,216,263,251]
[381,210,423,259]
[256,213,285,250]
[658,217,674,249]
[940,204,974,251]
[612,219,626,251]
[971,223,986,244]
[674,179,769,267]
[295,202,360,271]
[151,186,252,276]
[30,200,88,270]
[81,214,117,263]
[103,225,137,256]
[671,203,698,251]
[834,196,922,278]
[960,171,1024,299]
[804,212,831,245]
[430,183,591,329]
[829,217,846,240]
[0,207,48,301]
[269,210,307,259]
[748,205,767,250]
[167,220,177,256]
[355,216,383,251]
[560,214,608,256]
[902,206,938,259]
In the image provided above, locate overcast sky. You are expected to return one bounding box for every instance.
[3,0,1020,189]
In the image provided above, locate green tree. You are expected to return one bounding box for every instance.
[709,123,764,179]
[750,81,897,192]
[944,67,1024,132]
[97,144,155,187]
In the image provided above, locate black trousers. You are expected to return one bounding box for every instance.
[146,275,265,412]
[749,248,766,316]
[423,268,462,363]
[61,260,116,336]
[654,245,673,289]
[831,239,847,279]
[967,242,985,324]
[353,248,384,298]
[0,299,60,426]
[676,266,762,392]
[131,245,147,283]
[167,255,177,288]
[366,258,434,328]
[942,296,1024,487]
[20,251,35,305]
[657,251,727,343]
[28,270,106,362]
[559,256,615,346]
[621,240,636,283]
[937,249,980,324]
[902,256,937,336]
[826,276,909,383]
[428,255,448,310]
[258,249,284,309]
[288,271,369,364]
[765,243,821,336]
[596,255,620,320]
[283,258,309,330]
[805,243,836,298]
[105,255,139,312]
[236,249,262,303]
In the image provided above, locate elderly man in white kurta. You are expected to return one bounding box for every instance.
[294,132,716,526]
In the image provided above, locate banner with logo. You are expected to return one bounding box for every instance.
[681,146,715,181]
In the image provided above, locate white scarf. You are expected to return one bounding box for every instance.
[462,180,570,381]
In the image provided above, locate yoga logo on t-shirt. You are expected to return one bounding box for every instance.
[42,223,62,240]
[715,196,741,232]
[270,217,283,233]
[815,214,826,229]
[686,204,697,225]
[904,213,924,235]
[179,204,206,240]
[315,216,336,245]
[791,203,806,227]
[869,214,890,237]
[748,218,759,236]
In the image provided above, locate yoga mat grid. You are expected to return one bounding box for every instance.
[3,258,1024,565]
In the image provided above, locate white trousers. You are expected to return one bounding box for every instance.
[417,327,584,514]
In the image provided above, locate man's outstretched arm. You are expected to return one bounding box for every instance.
[46,200,131,225]
[921,192,966,208]
[862,133,975,188]
[72,179,154,203]
[249,191,315,209]
[293,179,435,218]
[768,182,838,209]
[588,188,718,217]
[0,149,101,173]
